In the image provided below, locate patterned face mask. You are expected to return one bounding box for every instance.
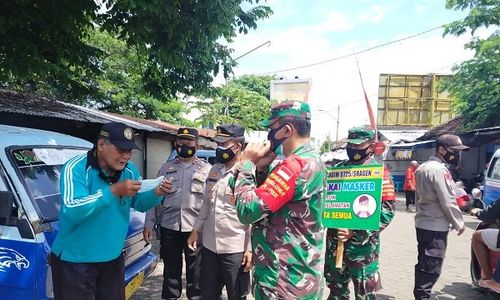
[176,144,196,158]
[215,145,237,163]
[346,146,371,162]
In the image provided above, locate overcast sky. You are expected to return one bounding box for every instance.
[213,0,487,145]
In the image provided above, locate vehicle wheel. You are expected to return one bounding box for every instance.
[471,245,482,284]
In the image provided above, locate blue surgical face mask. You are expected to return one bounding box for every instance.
[267,124,288,154]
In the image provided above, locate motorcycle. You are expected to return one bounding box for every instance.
[455,184,483,212]
[471,188,485,210]
[470,221,500,294]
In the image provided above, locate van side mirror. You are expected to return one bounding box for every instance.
[0,191,14,225]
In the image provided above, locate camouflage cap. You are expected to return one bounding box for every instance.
[346,127,375,145]
[261,101,311,127]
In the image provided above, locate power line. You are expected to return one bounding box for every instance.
[313,58,462,113]
[428,60,461,73]
[317,94,377,113]
[254,24,444,75]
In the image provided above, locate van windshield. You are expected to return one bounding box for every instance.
[9,147,89,222]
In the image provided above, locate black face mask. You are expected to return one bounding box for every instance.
[443,149,460,165]
[176,144,196,158]
[267,124,288,153]
[215,146,237,164]
[347,147,371,162]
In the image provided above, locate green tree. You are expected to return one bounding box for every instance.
[443,0,500,129]
[229,74,276,99]
[86,30,193,125]
[0,0,272,101]
[195,75,275,130]
[0,1,102,99]
[320,136,335,154]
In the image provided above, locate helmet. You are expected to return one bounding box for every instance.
[471,188,482,200]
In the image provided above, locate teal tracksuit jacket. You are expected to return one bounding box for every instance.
[52,151,163,262]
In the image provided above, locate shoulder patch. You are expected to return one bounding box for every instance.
[255,155,304,212]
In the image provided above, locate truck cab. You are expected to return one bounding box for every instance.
[0,125,157,299]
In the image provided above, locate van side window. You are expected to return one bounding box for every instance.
[0,165,18,221]
[488,158,500,180]
[8,147,87,222]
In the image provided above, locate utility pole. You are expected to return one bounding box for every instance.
[336,104,340,145]
[319,106,341,148]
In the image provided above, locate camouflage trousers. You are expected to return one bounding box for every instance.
[324,229,382,300]
[253,282,323,300]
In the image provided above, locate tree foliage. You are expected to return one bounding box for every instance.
[0,0,272,101]
[443,0,500,129]
[101,0,272,98]
[444,0,499,36]
[320,136,335,154]
[86,30,193,125]
[195,75,275,131]
[0,1,102,100]
[228,74,275,99]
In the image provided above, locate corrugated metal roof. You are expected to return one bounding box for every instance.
[417,116,466,140]
[108,113,216,138]
[0,90,168,134]
[389,140,435,148]
[416,116,500,147]
[466,126,500,135]
[379,129,428,144]
[67,104,163,133]
[0,90,107,123]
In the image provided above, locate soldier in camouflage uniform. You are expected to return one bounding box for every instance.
[324,127,396,300]
[233,101,326,300]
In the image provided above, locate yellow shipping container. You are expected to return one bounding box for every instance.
[377,74,454,127]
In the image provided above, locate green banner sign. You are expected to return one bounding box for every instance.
[322,164,383,230]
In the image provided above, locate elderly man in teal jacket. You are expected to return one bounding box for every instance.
[51,122,172,300]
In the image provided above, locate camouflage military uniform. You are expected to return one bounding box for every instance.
[324,157,396,300]
[233,101,326,300]
[235,143,326,299]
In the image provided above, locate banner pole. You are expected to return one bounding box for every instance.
[335,240,344,269]
[355,57,386,159]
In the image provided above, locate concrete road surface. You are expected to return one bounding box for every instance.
[133,194,499,299]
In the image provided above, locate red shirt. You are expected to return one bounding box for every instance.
[404,166,416,191]
[382,167,396,201]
